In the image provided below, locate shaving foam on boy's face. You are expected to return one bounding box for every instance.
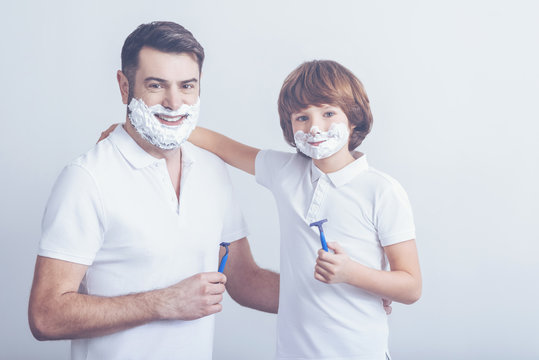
[294,122,349,160]
[128,97,200,150]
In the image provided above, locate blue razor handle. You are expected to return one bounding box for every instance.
[309,219,329,252]
[319,229,329,252]
[218,242,230,273]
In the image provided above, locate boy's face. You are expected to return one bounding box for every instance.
[290,104,353,160]
[290,104,352,143]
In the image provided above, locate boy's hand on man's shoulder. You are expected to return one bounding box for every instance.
[97,123,119,143]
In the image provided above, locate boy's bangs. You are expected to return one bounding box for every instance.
[284,75,340,115]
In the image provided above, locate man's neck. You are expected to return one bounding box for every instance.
[123,121,183,199]
[122,121,182,163]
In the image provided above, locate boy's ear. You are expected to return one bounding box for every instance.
[117,70,130,105]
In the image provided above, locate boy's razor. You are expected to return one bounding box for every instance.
[309,219,328,252]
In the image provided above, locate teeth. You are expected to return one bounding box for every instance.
[157,114,185,122]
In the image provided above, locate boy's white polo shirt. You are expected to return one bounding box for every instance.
[256,149,415,360]
[39,125,247,360]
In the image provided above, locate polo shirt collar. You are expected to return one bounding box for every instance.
[311,152,369,187]
[108,125,162,169]
[109,125,196,169]
[180,141,196,168]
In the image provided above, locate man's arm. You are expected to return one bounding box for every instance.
[189,127,260,176]
[28,256,227,340]
[221,238,279,313]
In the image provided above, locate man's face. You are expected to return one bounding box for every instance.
[130,46,200,119]
[117,46,202,150]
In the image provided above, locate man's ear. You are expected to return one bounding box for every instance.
[198,71,203,96]
[117,70,130,105]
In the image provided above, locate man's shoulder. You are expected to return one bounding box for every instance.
[67,138,121,174]
[184,142,228,170]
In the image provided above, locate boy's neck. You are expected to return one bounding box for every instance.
[313,148,357,174]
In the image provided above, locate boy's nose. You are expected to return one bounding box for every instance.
[309,126,322,135]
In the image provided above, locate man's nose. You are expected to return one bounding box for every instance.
[162,89,185,111]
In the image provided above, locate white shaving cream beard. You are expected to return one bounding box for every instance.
[128,97,200,150]
[294,122,350,160]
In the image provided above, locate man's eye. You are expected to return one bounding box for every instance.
[149,83,162,89]
[183,83,195,89]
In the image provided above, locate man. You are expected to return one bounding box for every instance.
[28,21,278,360]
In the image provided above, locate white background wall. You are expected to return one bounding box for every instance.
[1,0,538,359]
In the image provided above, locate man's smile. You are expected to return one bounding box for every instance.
[154,113,188,126]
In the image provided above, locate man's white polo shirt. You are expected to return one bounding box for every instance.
[39,125,247,360]
[255,149,415,360]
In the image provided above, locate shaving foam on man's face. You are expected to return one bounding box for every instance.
[128,97,200,150]
[294,122,350,160]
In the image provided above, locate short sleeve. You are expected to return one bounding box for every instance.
[255,149,296,190]
[255,149,273,189]
[219,167,249,243]
[374,180,416,247]
[39,164,105,265]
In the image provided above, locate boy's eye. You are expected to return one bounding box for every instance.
[324,111,335,117]
[295,115,308,122]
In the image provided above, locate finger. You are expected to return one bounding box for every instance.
[384,304,392,315]
[316,258,335,273]
[207,293,224,305]
[207,282,226,295]
[317,250,336,264]
[314,264,332,280]
[204,272,227,284]
[327,242,344,254]
[206,303,223,316]
[382,298,392,307]
[314,271,328,283]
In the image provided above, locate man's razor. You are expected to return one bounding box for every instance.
[218,242,231,273]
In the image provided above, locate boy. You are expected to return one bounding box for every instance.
[192,60,421,359]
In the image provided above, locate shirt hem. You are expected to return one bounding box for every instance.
[379,230,416,247]
[38,248,94,266]
[221,228,249,243]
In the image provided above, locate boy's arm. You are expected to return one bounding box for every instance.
[189,127,260,175]
[314,240,422,305]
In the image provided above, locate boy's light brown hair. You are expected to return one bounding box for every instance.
[278,60,373,151]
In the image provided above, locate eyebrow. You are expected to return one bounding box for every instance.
[143,77,199,86]
[180,78,198,86]
[144,77,167,84]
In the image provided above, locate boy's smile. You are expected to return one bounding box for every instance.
[308,140,326,146]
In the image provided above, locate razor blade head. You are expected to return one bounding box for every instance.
[220,242,230,247]
[309,219,328,228]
